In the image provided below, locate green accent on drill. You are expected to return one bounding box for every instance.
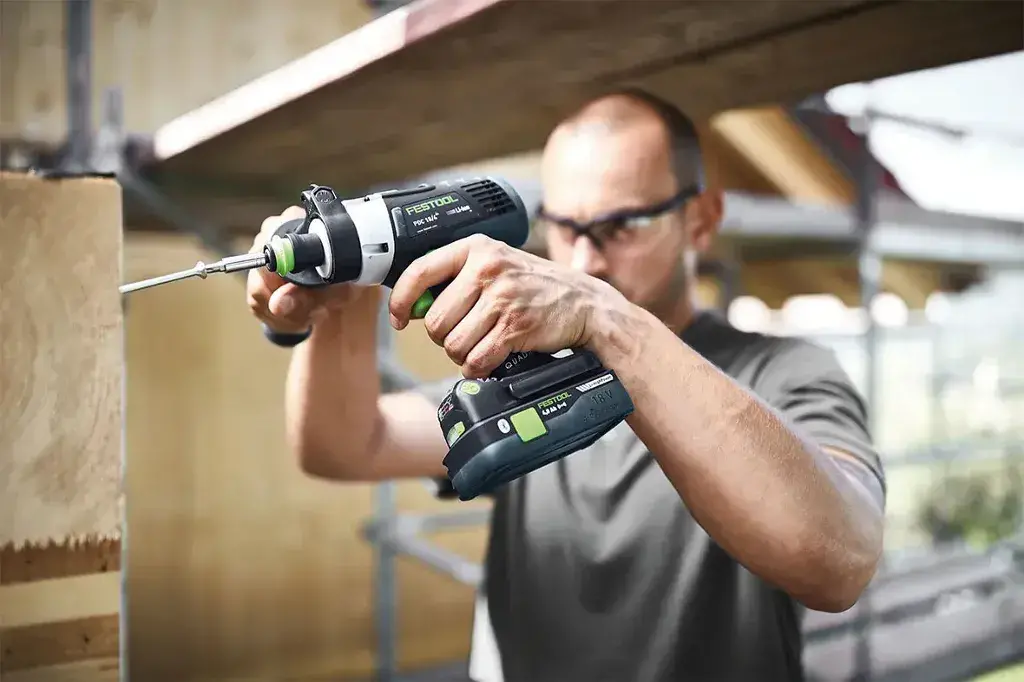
[510,407,547,443]
[446,421,466,446]
[409,248,441,319]
[459,381,481,396]
[411,290,434,319]
[271,237,295,276]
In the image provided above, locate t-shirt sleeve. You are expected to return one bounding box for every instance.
[756,338,887,505]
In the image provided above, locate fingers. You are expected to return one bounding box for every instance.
[246,206,314,334]
[461,323,514,378]
[248,279,314,334]
[389,237,478,329]
[422,269,483,347]
[440,296,500,367]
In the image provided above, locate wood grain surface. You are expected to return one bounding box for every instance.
[0,172,123,549]
[147,0,1022,195]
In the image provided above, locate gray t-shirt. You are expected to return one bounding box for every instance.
[416,310,885,682]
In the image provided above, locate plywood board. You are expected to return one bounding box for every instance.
[0,172,123,550]
[146,0,1022,198]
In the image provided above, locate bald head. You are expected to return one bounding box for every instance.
[540,91,703,222]
[550,90,703,193]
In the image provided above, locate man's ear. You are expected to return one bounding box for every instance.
[690,188,724,253]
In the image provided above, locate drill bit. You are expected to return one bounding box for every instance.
[119,252,268,294]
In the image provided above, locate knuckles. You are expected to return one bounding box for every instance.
[423,311,446,345]
[466,233,497,250]
[500,304,529,334]
[463,345,496,377]
[443,332,467,364]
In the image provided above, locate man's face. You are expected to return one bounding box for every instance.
[538,118,720,313]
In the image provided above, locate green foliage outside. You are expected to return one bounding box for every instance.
[916,464,1024,549]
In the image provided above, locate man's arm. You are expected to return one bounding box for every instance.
[587,304,885,613]
[283,287,450,482]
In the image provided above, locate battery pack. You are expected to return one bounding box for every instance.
[438,349,634,501]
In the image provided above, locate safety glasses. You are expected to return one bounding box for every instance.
[535,184,701,249]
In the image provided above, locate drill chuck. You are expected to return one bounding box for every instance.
[263,232,327,278]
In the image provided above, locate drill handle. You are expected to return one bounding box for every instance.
[410,280,450,320]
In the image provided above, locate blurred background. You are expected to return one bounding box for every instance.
[1,0,1023,681]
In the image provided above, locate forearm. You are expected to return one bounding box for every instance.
[285,289,384,478]
[587,303,881,611]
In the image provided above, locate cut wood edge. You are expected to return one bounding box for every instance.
[1,533,122,555]
[0,539,121,585]
[0,614,120,674]
[0,657,120,682]
[0,571,121,630]
[0,540,121,676]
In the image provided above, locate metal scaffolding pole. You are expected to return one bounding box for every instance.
[374,297,401,682]
[58,5,133,681]
[64,0,92,173]
[852,109,883,682]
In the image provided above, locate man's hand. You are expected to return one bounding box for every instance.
[246,206,375,334]
[388,234,623,378]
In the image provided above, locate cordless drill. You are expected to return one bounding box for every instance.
[119,178,635,500]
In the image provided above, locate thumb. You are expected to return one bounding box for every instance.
[268,283,308,319]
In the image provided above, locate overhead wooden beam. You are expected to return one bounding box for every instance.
[711,106,855,205]
[699,126,787,197]
[880,261,946,309]
[144,0,1021,198]
[632,1,1022,119]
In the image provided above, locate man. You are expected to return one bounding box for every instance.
[247,89,886,682]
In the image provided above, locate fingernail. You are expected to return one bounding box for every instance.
[389,313,400,329]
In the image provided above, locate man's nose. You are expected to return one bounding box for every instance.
[570,235,609,278]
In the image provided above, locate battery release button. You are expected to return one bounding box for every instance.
[510,408,547,443]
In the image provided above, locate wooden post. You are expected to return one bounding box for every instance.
[0,172,123,680]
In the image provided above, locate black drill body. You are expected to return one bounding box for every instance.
[269,178,635,500]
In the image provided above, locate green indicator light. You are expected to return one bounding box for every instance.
[510,408,547,443]
[411,290,434,319]
[446,421,466,446]
[459,381,480,395]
